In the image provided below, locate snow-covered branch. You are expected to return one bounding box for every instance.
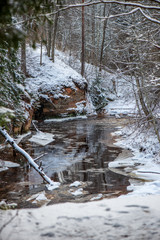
[0,127,55,186]
[100,1,160,10]
[11,1,160,27]
[54,1,160,12]
[139,8,160,25]
[96,7,139,20]
[96,7,160,25]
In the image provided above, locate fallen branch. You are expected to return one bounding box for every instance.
[0,127,54,185]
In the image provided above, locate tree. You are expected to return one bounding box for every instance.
[81,0,85,76]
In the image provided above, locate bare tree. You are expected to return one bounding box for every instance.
[81,0,85,76]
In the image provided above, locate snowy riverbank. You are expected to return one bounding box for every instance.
[1,194,160,240]
[105,87,160,197]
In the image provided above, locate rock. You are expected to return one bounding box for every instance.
[12,105,34,134]
[34,86,86,119]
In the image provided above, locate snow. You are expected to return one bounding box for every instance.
[46,182,60,191]
[44,115,87,123]
[69,188,83,196]
[90,194,103,201]
[0,107,14,114]
[69,181,82,188]
[29,131,55,146]
[108,117,160,197]
[127,181,160,196]
[107,101,160,197]
[67,100,86,114]
[32,193,48,204]
[0,160,20,172]
[15,132,31,144]
[1,195,160,240]
[27,191,48,204]
[26,46,87,100]
[0,200,17,209]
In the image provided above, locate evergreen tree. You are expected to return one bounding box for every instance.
[90,74,108,111]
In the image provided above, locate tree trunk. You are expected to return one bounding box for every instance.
[99,4,111,72]
[47,20,52,58]
[91,5,96,65]
[51,11,59,62]
[81,0,85,76]
[40,37,43,65]
[21,38,27,76]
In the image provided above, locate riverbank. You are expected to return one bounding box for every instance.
[1,194,160,240]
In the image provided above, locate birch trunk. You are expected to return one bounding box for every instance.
[0,128,55,185]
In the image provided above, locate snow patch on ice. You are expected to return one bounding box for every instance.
[15,132,31,144]
[46,182,60,191]
[0,160,20,172]
[44,115,87,123]
[69,181,82,188]
[29,131,54,146]
[90,194,103,201]
[33,192,48,203]
[27,191,48,203]
[69,188,83,196]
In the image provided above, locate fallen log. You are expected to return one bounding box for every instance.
[0,127,55,186]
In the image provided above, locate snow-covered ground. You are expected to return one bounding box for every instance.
[26,47,87,100]
[109,125,160,197]
[1,194,160,240]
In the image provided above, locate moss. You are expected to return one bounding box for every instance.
[0,202,17,210]
[0,110,25,131]
[0,113,14,129]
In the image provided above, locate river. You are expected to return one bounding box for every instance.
[0,116,132,208]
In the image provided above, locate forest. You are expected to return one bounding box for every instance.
[1,0,160,138]
[0,1,160,239]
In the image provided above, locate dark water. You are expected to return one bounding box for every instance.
[0,117,130,207]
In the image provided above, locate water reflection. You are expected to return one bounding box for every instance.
[0,117,130,203]
[33,117,130,194]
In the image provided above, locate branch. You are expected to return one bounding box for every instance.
[96,7,160,25]
[11,0,160,26]
[100,0,160,10]
[139,8,160,24]
[0,127,55,186]
[55,1,160,11]
[96,7,139,20]
[34,153,48,162]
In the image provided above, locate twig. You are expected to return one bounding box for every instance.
[34,153,48,162]
[32,121,40,132]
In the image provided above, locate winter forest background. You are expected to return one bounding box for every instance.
[1,0,160,142]
[1,1,160,236]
